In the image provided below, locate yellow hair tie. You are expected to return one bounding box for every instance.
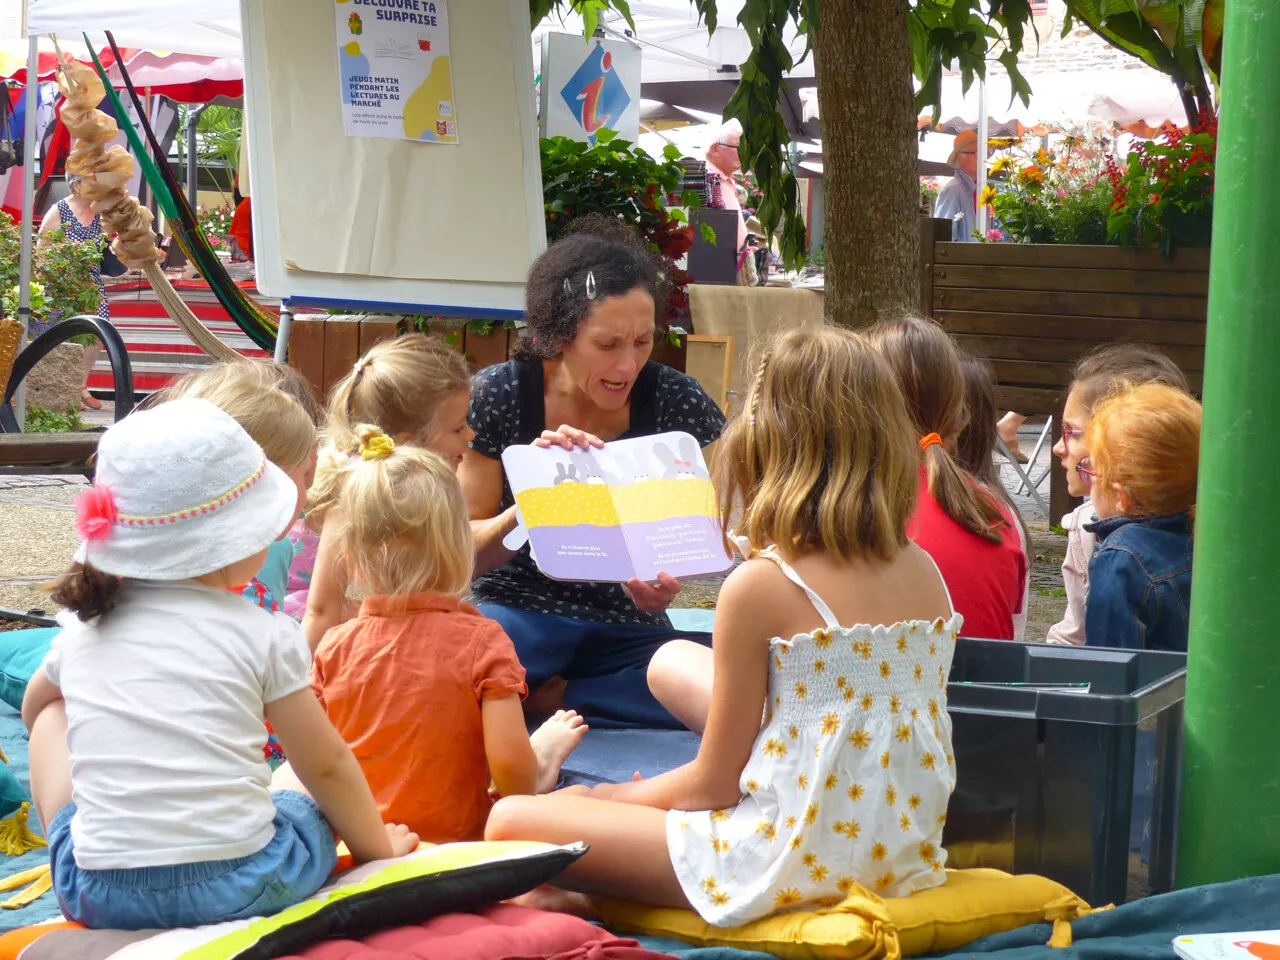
[359,434,396,461]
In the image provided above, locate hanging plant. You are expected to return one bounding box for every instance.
[541,129,711,328]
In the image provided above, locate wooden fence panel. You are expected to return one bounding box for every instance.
[929,240,1209,520]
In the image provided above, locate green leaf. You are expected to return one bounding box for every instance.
[699,222,717,244]
[662,143,681,162]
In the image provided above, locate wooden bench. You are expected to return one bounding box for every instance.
[929,241,1208,520]
[0,431,101,477]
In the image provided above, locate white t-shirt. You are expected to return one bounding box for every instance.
[43,580,312,870]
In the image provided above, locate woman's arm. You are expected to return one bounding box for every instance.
[597,561,777,812]
[481,695,539,797]
[36,207,60,248]
[302,516,357,652]
[266,687,418,861]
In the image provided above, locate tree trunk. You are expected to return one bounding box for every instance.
[814,0,921,328]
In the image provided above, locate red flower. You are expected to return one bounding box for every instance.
[75,484,117,541]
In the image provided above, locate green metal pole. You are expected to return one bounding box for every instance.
[1176,0,1280,888]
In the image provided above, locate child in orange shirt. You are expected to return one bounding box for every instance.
[310,426,587,843]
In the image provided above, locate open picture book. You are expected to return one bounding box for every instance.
[501,431,735,584]
[1174,931,1280,960]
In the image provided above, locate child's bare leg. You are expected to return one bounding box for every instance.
[647,640,714,734]
[529,710,588,794]
[28,702,73,834]
[485,793,691,909]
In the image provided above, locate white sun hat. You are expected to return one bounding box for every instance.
[74,398,298,581]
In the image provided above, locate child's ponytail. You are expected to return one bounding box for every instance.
[48,563,123,621]
[336,425,473,598]
[870,317,1008,545]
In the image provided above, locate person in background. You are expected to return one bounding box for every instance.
[1081,384,1200,652]
[1045,345,1189,646]
[933,130,979,243]
[703,120,749,256]
[37,173,110,411]
[955,354,1030,641]
[229,177,253,262]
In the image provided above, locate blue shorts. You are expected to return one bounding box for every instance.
[48,790,338,930]
[476,604,711,729]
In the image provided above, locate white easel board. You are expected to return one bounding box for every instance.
[240,0,546,317]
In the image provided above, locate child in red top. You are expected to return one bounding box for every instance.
[310,426,586,843]
[871,318,1026,640]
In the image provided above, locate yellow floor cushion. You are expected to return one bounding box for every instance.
[596,868,1093,960]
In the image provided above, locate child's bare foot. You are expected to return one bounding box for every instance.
[508,883,598,919]
[530,709,588,794]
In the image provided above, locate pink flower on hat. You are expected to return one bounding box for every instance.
[75,484,118,541]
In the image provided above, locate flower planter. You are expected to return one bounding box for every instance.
[927,238,1209,519]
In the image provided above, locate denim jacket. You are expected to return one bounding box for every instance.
[1083,513,1194,652]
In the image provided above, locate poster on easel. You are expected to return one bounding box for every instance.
[501,431,735,583]
[334,0,459,143]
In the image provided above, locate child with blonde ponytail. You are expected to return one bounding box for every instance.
[309,426,586,842]
[290,334,473,649]
[869,317,1026,641]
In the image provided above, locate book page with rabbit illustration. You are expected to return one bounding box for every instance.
[501,431,734,583]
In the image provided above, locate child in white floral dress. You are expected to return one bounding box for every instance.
[487,327,963,926]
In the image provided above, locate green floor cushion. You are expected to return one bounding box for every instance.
[0,629,56,714]
[0,841,584,960]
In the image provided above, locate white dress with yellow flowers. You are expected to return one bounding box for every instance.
[666,547,963,927]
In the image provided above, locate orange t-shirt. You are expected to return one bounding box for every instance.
[310,591,527,843]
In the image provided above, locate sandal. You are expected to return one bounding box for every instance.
[81,391,103,410]
[1007,443,1029,464]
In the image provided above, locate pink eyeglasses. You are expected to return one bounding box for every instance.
[1061,425,1085,441]
[1076,458,1101,483]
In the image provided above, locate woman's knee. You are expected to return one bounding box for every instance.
[646,639,704,699]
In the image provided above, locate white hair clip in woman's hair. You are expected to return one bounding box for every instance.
[748,415,756,426]
[585,270,597,300]
[353,356,368,375]
[563,278,572,298]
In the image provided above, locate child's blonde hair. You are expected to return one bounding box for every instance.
[869,316,1008,544]
[716,327,917,562]
[335,425,474,597]
[1084,383,1201,520]
[308,334,471,528]
[159,359,320,472]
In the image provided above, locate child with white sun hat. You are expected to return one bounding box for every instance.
[22,399,418,931]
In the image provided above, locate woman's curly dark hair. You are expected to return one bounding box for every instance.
[516,216,668,360]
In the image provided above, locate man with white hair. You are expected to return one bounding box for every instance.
[704,119,749,253]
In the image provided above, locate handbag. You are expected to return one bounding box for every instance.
[99,243,128,278]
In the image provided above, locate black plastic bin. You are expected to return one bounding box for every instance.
[942,637,1186,906]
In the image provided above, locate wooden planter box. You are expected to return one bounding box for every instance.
[288,315,687,406]
[927,241,1209,519]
